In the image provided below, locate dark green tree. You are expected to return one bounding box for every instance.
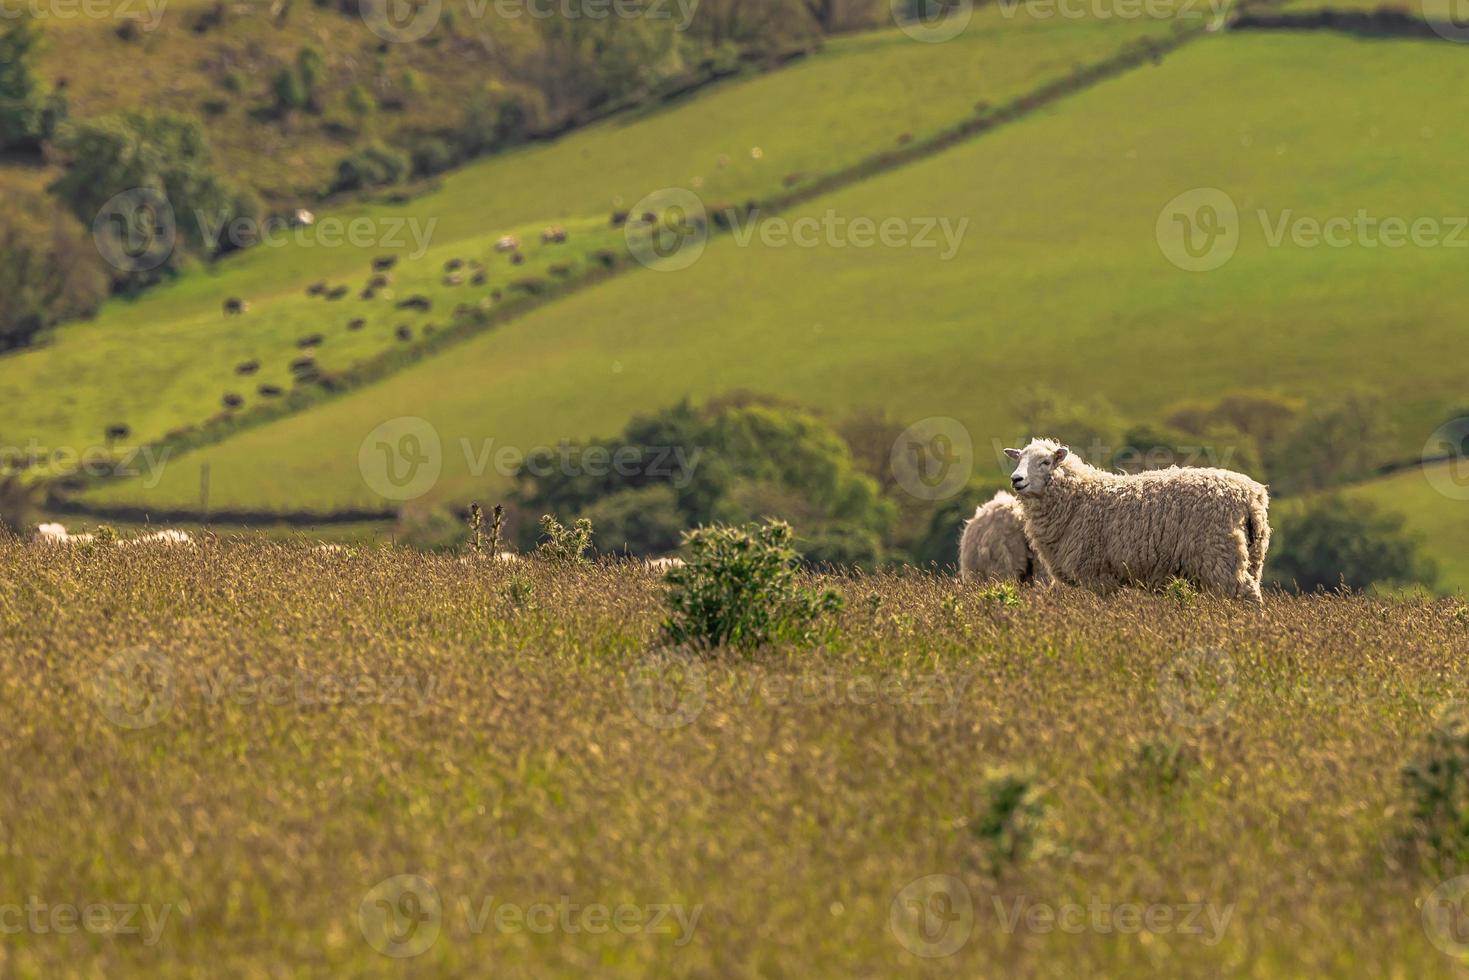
[1268,496,1437,593]
[0,15,52,152]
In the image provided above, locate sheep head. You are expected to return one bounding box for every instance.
[1003,439,1070,496]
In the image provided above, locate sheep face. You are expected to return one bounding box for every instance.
[1004,441,1069,496]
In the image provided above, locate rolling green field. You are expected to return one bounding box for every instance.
[4,540,1469,975]
[0,7,1179,477]
[1341,462,1469,591]
[77,30,1469,515]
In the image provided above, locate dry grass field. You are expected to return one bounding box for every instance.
[3,538,1469,976]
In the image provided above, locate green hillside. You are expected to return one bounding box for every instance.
[0,8,1179,472]
[1340,463,1469,591]
[79,30,1469,514]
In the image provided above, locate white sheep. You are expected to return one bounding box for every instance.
[957,492,1048,585]
[123,529,195,547]
[645,557,685,573]
[33,522,94,546]
[1004,438,1270,601]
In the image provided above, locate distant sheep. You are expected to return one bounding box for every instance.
[541,226,567,244]
[443,273,464,287]
[306,281,327,296]
[297,334,323,348]
[34,523,94,546]
[325,286,349,301]
[123,529,195,547]
[397,295,432,312]
[1005,438,1270,601]
[445,258,464,272]
[347,318,366,331]
[495,235,520,253]
[235,360,260,375]
[223,298,248,316]
[958,491,1047,585]
[372,255,398,272]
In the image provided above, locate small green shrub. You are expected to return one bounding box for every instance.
[1400,708,1469,868]
[1127,738,1198,795]
[535,515,593,564]
[977,581,1021,608]
[969,768,1050,874]
[661,521,843,652]
[330,143,409,194]
[1165,577,1197,609]
[504,574,533,608]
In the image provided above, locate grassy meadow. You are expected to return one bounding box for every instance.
[0,8,1179,469]
[2,539,1468,976]
[76,31,1469,516]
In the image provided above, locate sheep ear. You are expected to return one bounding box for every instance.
[1053,447,1069,464]
[1003,448,1021,460]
